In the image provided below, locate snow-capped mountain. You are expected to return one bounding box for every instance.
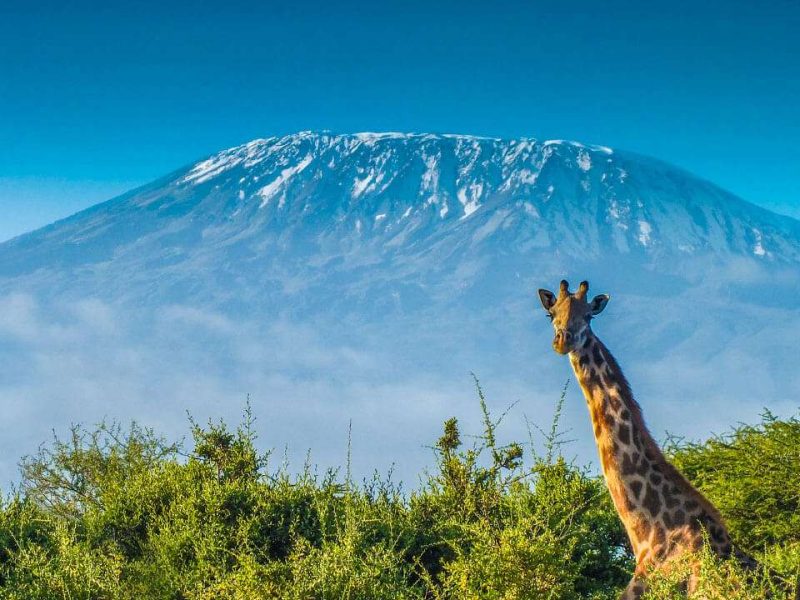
[1,131,798,486]
[3,131,799,317]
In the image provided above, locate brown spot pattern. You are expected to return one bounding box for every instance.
[618,423,631,445]
[629,480,643,500]
[592,344,603,364]
[642,484,662,517]
[662,485,680,509]
[621,452,636,476]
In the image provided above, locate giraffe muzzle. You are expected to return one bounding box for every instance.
[553,328,573,354]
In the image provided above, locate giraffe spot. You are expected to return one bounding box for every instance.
[592,345,603,365]
[644,449,654,461]
[632,426,644,450]
[662,511,673,528]
[689,517,702,533]
[643,484,662,517]
[649,473,662,486]
[620,409,631,421]
[579,353,590,367]
[583,335,592,349]
[662,484,680,509]
[651,462,662,473]
[635,457,649,477]
[629,480,643,500]
[672,509,686,526]
[621,453,636,476]
[618,423,631,445]
[602,372,614,388]
[710,525,727,544]
[684,499,699,512]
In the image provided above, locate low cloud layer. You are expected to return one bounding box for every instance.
[0,294,498,486]
[1,290,798,489]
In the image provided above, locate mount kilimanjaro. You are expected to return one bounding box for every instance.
[1,131,798,485]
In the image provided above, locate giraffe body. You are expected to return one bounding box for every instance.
[538,280,747,599]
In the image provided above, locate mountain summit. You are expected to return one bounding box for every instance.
[1,131,798,485]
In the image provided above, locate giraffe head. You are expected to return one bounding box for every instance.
[538,280,610,354]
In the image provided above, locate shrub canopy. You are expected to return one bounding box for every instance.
[1,390,798,599]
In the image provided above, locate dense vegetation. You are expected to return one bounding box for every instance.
[1,383,798,599]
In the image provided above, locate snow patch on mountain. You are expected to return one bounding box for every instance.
[458,182,483,218]
[638,221,652,246]
[257,154,313,207]
[753,228,767,257]
[577,150,592,172]
[184,138,273,184]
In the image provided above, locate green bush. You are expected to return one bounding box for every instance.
[0,386,797,599]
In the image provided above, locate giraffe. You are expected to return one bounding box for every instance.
[537,279,756,599]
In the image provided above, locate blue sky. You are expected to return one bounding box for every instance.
[1,0,799,241]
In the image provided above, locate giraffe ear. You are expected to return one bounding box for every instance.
[589,294,610,315]
[538,289,556,310]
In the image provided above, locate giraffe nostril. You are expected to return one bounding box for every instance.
[564,330,573,342]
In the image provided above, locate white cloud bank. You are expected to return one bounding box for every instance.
[1,288,798,489]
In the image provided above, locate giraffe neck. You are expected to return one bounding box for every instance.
[567,332,731,567]
[568,334,661,516]
[568,333,660,475]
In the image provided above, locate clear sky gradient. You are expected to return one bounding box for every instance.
[1,0,799,241]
